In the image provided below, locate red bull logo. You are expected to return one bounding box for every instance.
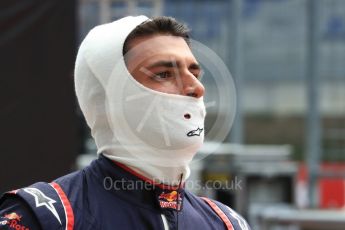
[4,212,21,221]
[1,212,30,230]
[158,191,182,211]
[158,191,178,202]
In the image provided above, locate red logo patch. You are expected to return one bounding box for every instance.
[4,212,21,221]
[2,212,30,230]
[8,219,30,230]
[158,191,182,210]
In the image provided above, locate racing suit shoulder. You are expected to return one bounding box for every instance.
[220,203,251,230]
[0,194,41,229]
[203,196,251,230]
[0,167,100,230]
[54,169,100,229]
[0,181,78,230]
[183,190,250,230]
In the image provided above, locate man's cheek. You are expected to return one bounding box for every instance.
[158,82,181,94]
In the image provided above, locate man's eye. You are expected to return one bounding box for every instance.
[152,72,172,81]
[157,72,171,78]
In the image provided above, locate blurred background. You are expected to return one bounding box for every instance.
[1,0,345,229]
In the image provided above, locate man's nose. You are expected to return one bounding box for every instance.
[180,71,205,98]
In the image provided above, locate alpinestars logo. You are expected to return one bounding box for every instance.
[24,188,62,224]
[187,127,204,137]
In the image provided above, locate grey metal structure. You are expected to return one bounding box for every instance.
[305,0,322,208]
[229,0,244,144]
[198,143,296,217]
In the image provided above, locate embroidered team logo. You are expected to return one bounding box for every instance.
[4,212,22,222]
[24,187,62,225]
[1,212,30,229]
[158,191,182,211]
[187,127,203,137]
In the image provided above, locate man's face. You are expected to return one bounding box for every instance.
[125,35,205,98]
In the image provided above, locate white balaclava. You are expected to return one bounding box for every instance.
[75,16,206,185]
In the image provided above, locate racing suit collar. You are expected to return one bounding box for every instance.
[113,160,185,191]
[90,154,185,212]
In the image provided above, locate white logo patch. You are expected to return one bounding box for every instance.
[24,187,62,224]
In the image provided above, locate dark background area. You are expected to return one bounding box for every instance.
[0,0,79,194]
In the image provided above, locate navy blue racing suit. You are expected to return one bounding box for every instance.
[0,154,250,230]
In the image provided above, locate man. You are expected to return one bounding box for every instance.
[0,15,250,230]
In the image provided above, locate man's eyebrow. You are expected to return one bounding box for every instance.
[147,60,177,69]
[147,60,201,70]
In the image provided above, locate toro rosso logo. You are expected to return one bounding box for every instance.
[158,191,182,211]
[1,212,30,229]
